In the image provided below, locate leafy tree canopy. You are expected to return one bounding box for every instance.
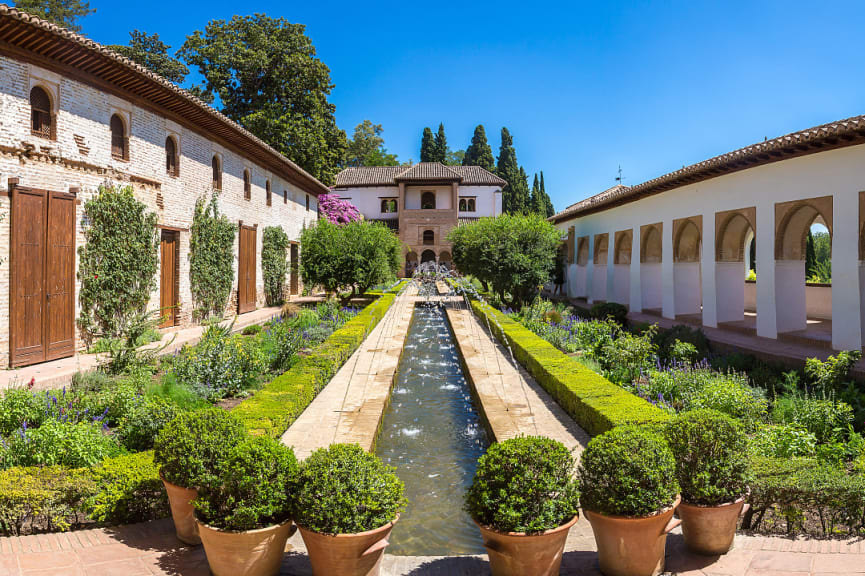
[345,120,399,167]
[179,14,347,184]
[462,125,495,171]
[14,0,94,32]
[108,30,189,84]
[448,213,560,307]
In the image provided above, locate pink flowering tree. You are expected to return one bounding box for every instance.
[318,193,363,225]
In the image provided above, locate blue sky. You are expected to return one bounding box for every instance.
[61,0,865,212]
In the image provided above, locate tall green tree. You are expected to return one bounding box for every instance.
[539,171,555,217]
[179,14,347,184]
[14,0,94,32]
[530,173,542,214]
[496,127,529,214]
[420,127,436,163]
[805,229,817,278]
[434,123,448,163]
[345,120,399,167]
[462,125,495,171]
[108,30,189,84]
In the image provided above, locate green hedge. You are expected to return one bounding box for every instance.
[471,300,669,436]
[234,293,398,437]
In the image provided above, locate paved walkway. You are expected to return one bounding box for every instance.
[281,287,418,458]
[0,518,862,575]
[0,296,326,392]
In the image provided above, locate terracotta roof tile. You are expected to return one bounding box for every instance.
[334,162,506,187]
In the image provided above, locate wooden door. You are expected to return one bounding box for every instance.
[238,225,256,314]
[11,186,76,367]
[159,230,179,328]
[290,243,299,296]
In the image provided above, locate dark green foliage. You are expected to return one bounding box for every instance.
[117,396,180,451]
[190,194,235,320]
[293,444,406,534]
[771,393,854,444]
[590,302,628,325]
[77,185,159,346]
[655,324,710,363]
[420,127,436,163]
[434,123,448,163]
[264,316,304,374]
[346,120,399,166]
[578,425,680,517]
[601,325,657,385]
[14,0,94,32]
[153,409,246,488]
[666,410,750,505]
[300,219,402,303]
[805,350,861,395]
[806,230,817,278]
[539,172,554,217]
[0,421,124,470]
[262,225,290,306]
[496,128,529,214]
[0,389,44,436]
[448,214,561,308]
[529,172,554,217]
[179,14,347,184]
[194,437,298,531]
[108,30,189,84]
[242,324,263,336]
[471,301,670,435]
[465,436,580,533]
[462,125,495,171]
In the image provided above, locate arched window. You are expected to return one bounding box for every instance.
[110,114,128,160]
[381,198,397,213]
[459,198,476,212]
[165,136,179,176]
[422,230,435,245]
[283,189,288,204]
[306,194,310,212]
[266,180,272,206]
[211,156,222,190]
[30,86,53,139]
[243,170,251,200]
[421,191,436,210]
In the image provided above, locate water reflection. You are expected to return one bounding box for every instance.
[376,304,490,555]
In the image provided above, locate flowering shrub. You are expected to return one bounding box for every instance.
[317,193,362,225]
[0,420,124,470]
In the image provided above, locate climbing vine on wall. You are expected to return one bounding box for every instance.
[190,193,236,320]
[78,184,159,345]
[262,225,290,306]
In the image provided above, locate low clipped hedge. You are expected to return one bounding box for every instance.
[234,292,399,437]
[471,300,669,435]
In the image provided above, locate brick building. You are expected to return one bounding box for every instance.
[333,162,505,274]
[0,6,326,367]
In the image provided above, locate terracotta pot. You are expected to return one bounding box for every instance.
[475,514,579,576]
[298,516,397,576]
[678,495,749,555]
[584,496,681,576]
[197,519,296,576]
[160,475,200,545]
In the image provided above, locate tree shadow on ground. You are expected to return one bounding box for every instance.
[403,555,490,575]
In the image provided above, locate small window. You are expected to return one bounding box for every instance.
[165,136,179,177]
[243,170,251,200]
[266,180,272,206]
[421,191,436,210]
[110,114,129,160]
[30,86,53,139]
[422,230,435,245]
[459,198,476,212]
[211,156,222,190]
[381,198,398,213]
[283,189,288,204]
[306,194,310,212]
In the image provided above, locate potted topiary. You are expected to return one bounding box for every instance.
[666,409,750,555]
[293,444,406,576]
[153,409,246,545]
[578,425,681,576]
[193,436,299,576]
[465,436,580,576]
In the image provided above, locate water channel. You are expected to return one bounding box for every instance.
[374,301,490,555]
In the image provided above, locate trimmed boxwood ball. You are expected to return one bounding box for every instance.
[292,444,406,534]
[465,436,580,533]
[193,436,298,532]
[665,409,750,506]
[578,425,679,517]
[153,409,246,488]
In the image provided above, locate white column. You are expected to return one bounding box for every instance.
[832,192,862,350]
[755,204,778,339]
[702,213,717,327]
[630,225,642,312]
[586,235,595,304]
[662,220,675,318]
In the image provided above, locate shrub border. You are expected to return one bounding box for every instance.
[470,300,670,436]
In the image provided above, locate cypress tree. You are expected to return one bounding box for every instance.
[540,171,554,217]
[515,167,531,215]
[463,125,495,171]
[420,127,436,163]
[496,128,530,214]
[805,229,817,278]
[434,123,448,163]
[530,173,542,214]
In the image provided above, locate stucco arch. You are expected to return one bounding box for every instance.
[439,250,452,269]
[593,233,609,265]
[774,196,833,260]
[420,249,436,263]
[614,229,632,265]
[715,208,755,262]
[673,216,702,263]
[576,237,589,266]
[640,223,662,263]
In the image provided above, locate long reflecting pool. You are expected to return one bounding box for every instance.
[375,303,490,555]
